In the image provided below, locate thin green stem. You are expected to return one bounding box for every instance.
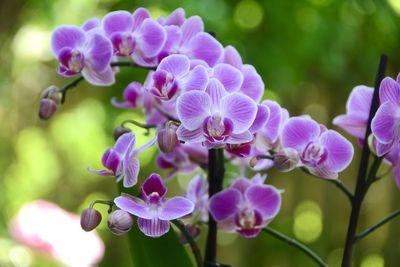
[89,199,114,213]
[57,61,155,103]
[262,227,328,267]
[121,119,158,135]
[300,167,354,203]
[172,220,203,267]
[355,208,400,243]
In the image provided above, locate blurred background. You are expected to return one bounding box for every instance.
[0,0,400,266]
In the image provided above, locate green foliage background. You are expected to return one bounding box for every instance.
[0,0,400,266]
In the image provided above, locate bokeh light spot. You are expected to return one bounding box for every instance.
[360,253,384,267]
[234,1,264,30]
[388,0,400,14]
[293,201,323,243]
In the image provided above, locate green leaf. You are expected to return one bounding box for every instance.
[117,183,195,267]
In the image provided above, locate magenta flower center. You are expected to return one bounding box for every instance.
[151,70,178,100]
[203,114,233,141]
[111,32,135,57]
[148,192,162,204]
[59,48,85,74]
[302,142,327,167]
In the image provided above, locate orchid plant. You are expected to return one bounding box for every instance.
[38,6,400,267]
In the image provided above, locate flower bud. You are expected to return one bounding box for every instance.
[107,210,134,235]
[157,124,178,153]
[41,86,62,104]
[80,208,102,232]
[178,224,200,245]
[249,156,258,168]
[39,98,57,120]
[273,148,299,172]
[113,126,131,141]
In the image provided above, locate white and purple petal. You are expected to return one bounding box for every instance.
[319,130,354,173]
[281,117,320,152]
[159,197,195,220]
[114,195,153,219]
[245,185,281,219]
[138,218,170,237]
[220,93,257,134]
[209,188,241,221]
[239,65,264,103]
[177,91,211,130]
[213,63,244,92]
[51,26,86,56]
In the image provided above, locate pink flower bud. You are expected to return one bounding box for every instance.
[107,210,134,235]
[41,86,62,104]
[273,148,299,172]
[157,124,178,153]
[178,224,200,244]
[39,99,57,120]
[113,126,132,141]
[80,208,102,232]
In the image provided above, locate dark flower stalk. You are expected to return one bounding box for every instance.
[204,148,225,266]
[341,54,388,267]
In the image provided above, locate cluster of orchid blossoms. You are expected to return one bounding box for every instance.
[334,75,400,187]
[39,6,385,267]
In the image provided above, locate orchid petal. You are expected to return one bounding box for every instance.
[281,117,320,152]
[220,93,257,134]
[213,63,243,92]
[209,188,241,221]
[188,33,223,67]
[319,130,354,172]
[102,11,133,36]
[114,196,153,219]
[246,185,281,219]
[159,197,195,220]
[371,102,397,144]
[158,54,190,77]
[138,218,170,237]
[51,26,86,56]
[177,91,211,130]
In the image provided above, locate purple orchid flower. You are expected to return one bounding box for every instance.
[114,174,195,237]
[102,9,166,59]
[209,174,281,238]
[156,142,208,181]
[281,116,354,179]
[175,16,223,67]
[176,78,258,148]
[51,25,114,85]
[383,143,400,188]
[333,85,373,146]
[371,76,400,156]
[148,54,208,100]
[185,175,209,222]
[221,46,265,103]
[157,8,186,26]
[90,132,156,188]
[111,82,143,109]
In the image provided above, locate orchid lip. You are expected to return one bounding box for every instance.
[58,48,85,74]
[111,32,135,57]
[203,115,233,142]
[302,142,328,167]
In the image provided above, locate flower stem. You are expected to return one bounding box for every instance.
[172,220,203,267]
[121,119,158,135]
[57,61,155,103]
[204,148,225,266]
[262,227,328,267]
[300,167,354,203]
[341,54,387,267]
[355,208,400,243]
